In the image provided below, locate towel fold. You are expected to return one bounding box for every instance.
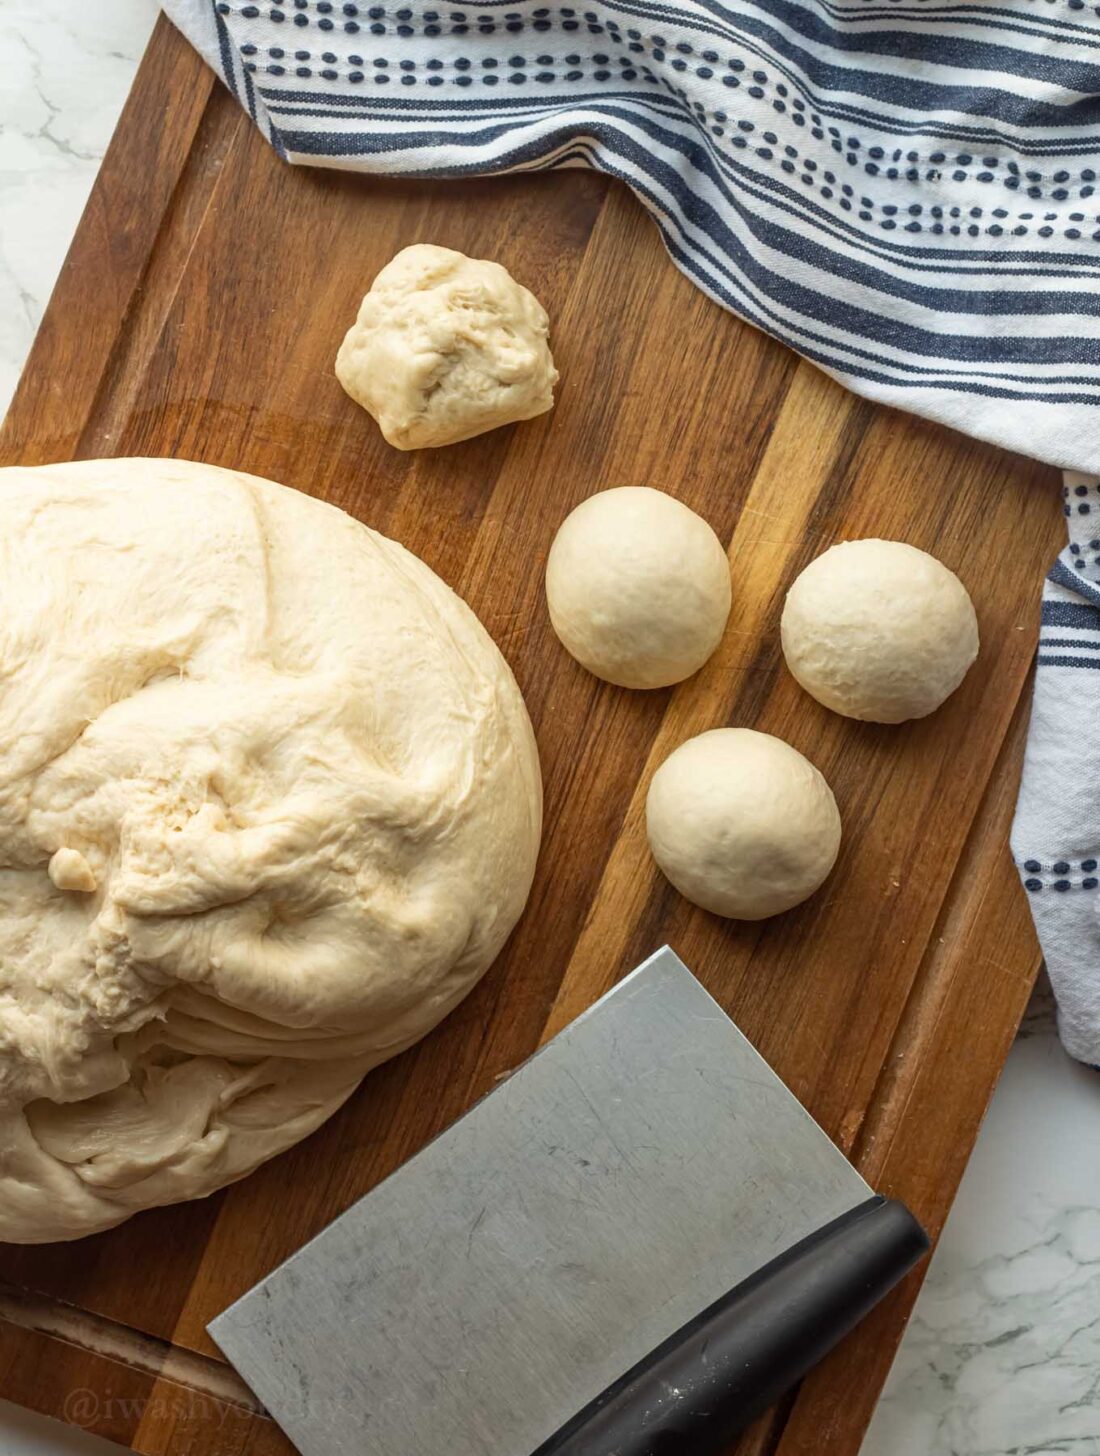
[1013,472,1100,1066]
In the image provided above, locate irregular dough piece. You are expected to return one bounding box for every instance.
[781,539,979,723]
[0,458,542,1242]
[545,487,731,689]
[335,243,558,450]
[646,729,841,919]
[48,848,96,893]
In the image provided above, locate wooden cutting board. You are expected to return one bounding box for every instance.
[0,15,1061,1456]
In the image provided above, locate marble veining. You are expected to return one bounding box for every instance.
[2,5,1100,1453]
[0,0,159,414]
[864,976,1100,1455]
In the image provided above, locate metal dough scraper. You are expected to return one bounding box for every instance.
[209,946,927,1456]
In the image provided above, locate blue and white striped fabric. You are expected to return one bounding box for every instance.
[1013,471,1100,1066]
[167,0,1100,1061]
[165,0,1100,471]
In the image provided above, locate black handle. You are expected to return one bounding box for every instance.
[532,1195,928,1456]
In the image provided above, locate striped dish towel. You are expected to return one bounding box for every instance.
[165,0,1100,471]
[1013,472,1100,1066]
[166,0,1100,1058]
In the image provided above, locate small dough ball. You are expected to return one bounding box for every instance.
[545,487,731,689]
[48,848,96,894]
[781,539,979,724]
[646,729,841,920]
[335,243,558,450]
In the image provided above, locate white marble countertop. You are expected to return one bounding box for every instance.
[3,3,1100,1453]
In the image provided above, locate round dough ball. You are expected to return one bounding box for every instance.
[335,243,558,450]
[781,539,978,724]
[646,729,841,919]
[0,458,541,1242]
[545,487,731,689]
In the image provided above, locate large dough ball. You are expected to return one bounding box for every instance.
[545,487,731,689]
[0,458,541,1242]
[646,729,841,919]
[335,243,558,450]
[781,539,979,723]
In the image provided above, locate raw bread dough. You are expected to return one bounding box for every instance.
[645,729,841,919]
[48,848,96,894]
[781,539,979,723]
[0,458,541,1242]
[545,487,731,689]
[335,243,558,450]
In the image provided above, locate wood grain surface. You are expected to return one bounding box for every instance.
[0,15,1061,1455]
